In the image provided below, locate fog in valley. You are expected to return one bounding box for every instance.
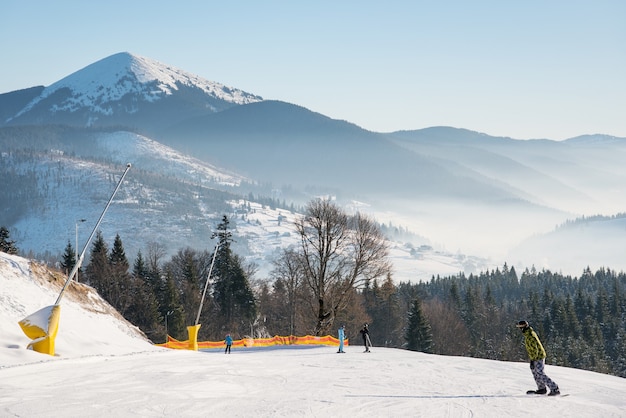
[361,142,626,278]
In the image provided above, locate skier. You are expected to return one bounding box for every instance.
[337,325,346,353]
[360,323,371,352]
[225,333,233,354]
[516,320,560,396]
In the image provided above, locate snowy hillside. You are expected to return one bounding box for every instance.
[11,131,245,266]
[229,199,491,282]
[7,128,490,283]
[2,252,626,417]
[0,252,153,368]
[95,131,247,187]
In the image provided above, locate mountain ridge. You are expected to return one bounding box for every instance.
[2,52,626,278]
[2,52,262,134]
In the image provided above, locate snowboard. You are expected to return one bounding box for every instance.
[526,390,569,397]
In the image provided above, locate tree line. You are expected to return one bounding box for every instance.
[57,215,257,343]
[57,199,391,343]
[400,265,626,378]
[4,198,626,379]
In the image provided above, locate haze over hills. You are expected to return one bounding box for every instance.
[1,52,626,279]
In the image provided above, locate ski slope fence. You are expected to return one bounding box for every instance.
[157,334,349,350]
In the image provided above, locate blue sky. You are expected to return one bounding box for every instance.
[2,1,624,139]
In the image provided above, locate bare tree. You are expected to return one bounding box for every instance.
[270,247,305,335]
[422,298,471,355]
[294,199,391,335]
[146,241,166,273]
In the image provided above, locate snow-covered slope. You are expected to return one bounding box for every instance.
[2,252,626,417]
[95,131,247,187]
[0,252,154,368]
[229,199,491,282]
[10,130,247,267]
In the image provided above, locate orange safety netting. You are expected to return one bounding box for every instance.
[156,335,349,350]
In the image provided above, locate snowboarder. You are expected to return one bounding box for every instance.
[337,325,346,353]
[360,323,371,352]
[225,333,233,354]
[516,320,560,396]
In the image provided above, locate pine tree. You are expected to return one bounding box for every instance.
[0,226,18,255]
[126,251,161,341]
[85,231,110,291]
[612,325,626,377]
[405,298,433,353]
[163,247,210,334]
[449,282,461,309]
[110,234,129,270]
[132,251,149,283]
[60,240,77,276]
[595,289,611,342]
[212,215,257,335]
[368,274,403,347]
[564,294,581,339]
[160,266,186,340]
[145,241,167,307]
[107,234,132,314]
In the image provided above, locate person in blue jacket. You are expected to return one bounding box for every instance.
[225,333,233,354]
[337,325,346,353]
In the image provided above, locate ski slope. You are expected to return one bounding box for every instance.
[2,252,626,417]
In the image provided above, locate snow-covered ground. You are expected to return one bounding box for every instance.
[229,199,492,283]
[2,251,625,417]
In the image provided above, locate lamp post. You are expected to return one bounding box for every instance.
[165,310,174,341]
[75,219,86,282]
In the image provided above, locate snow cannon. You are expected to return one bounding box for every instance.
[187,324,201,351]
[186,241,218,351]
[18,304,61,356]
[17,163,131,357]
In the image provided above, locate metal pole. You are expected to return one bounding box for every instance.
[195,242,219,326]
[55,163,131,305]
[75,219,86,282]
[165,310,173,339]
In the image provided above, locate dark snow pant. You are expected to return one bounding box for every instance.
[225,344,231,354]
[362,336,370,351]
[531,359,558,391]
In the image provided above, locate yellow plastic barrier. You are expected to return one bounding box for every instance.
[187,324,201,351]
[18,304,61,356]
[157,334,349,351]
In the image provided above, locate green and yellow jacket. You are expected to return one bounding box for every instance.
[523,327,547,360]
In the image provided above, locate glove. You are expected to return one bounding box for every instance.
[530,360,535,369]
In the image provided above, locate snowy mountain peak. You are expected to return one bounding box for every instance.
[13,52,262,120]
